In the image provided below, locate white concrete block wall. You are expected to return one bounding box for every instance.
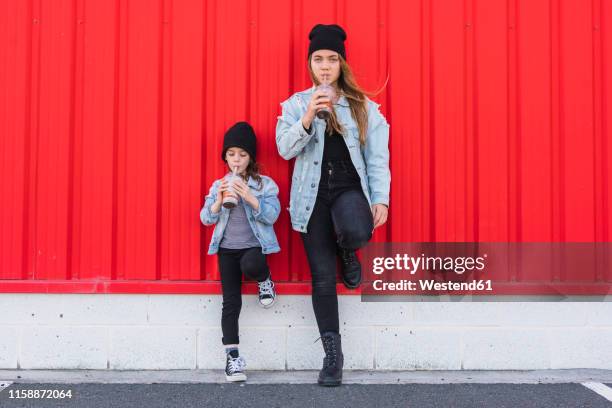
[461,328,550,370]
[109,327,197,370]
[0,294,610,370]
[549,328,612,369]
[376,327,463,370]
[20,327,107,369]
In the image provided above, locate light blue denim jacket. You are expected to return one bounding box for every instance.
[200,175,281,255]
[276,86,391,233]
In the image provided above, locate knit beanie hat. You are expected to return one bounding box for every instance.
[308,24,347,60]
[221,121,257,162]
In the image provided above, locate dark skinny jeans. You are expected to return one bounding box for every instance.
[218,247,270,345]
[301,160,374,334]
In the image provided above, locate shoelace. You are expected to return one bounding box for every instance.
[258,279,274,296]
[318,336,338,367]
[340,250,356,265]
[227,355,246,374]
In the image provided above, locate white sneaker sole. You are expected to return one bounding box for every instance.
[226,373,247,382]
[258,296,276,309]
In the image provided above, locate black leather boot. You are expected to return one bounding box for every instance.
[338,248,362,289]
[318,331,344,386]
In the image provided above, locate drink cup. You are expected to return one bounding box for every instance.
[315,83,336,120]
[222,169,239,209]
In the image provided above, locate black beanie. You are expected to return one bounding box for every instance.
[308,24,347,60]
[221,121,257,162]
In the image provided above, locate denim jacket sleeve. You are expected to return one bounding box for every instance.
[251,177,281,225]
[363,101,391,206]
[200,180,221,226]
[276,95,316,160]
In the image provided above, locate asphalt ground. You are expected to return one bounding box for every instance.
[0,383,611,408]
[0,370,610,408]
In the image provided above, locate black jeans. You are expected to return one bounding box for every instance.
[301,161,374,334]
[218,247,270,345]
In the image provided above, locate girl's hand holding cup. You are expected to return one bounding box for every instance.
[211,178,230,214]
[302,89,332,130]
[231,178,260,212]
[215,179,229,204]
[313,83,336,119]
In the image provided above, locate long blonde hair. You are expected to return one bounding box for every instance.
[308,56,370,145]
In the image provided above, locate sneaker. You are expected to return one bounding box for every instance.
[225,351,247,382]
[257,277,276,308]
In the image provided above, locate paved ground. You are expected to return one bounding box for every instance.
[0,370,610,407]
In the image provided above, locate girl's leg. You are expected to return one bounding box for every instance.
[239,247,270,282]
[331,189,374,250]
[240,247,276,308]
[301,197,340,334]
[218,249,243,345]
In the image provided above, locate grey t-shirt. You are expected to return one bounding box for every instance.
[219,199,261,249]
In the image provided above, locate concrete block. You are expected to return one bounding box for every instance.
[236,327,287,370]
[286,326,374,370]
[586,302,612,326]
[411,303,590,327]
[462,328,550,369]
[59,294,148,325]
[412,303,497,326]
[375,327,462,370]
[197,327,224,369]
[0,294,65,324]
[342,327,375,369]
[240,295,317,327]
[149,295,221,326]
[110,327,196,369]
[549,328,612,369]
[0,327,18,368]
[286,327,320,370]
[20,327,107,369]
[489,303,589,327]
[339,297,415,326]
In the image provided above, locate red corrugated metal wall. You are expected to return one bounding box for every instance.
[0,0,610,293]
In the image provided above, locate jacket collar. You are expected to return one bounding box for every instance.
[247,176,261,189]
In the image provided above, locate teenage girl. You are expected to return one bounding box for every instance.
[276,24,390,386]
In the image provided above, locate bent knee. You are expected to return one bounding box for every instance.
[338,226,372,249]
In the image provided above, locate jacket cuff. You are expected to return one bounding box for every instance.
[204,206,220,223]
[251,200,264,219]
[294,119,314,138]
[370,194,389,207]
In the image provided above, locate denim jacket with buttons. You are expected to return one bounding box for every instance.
[200,175,281,255]
[275,86,391,233]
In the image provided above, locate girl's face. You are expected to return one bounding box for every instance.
[310,49,341,85]
[225,147,250,175]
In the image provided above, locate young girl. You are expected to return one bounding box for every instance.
[200,121,281,382]
[276,24,390,386]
